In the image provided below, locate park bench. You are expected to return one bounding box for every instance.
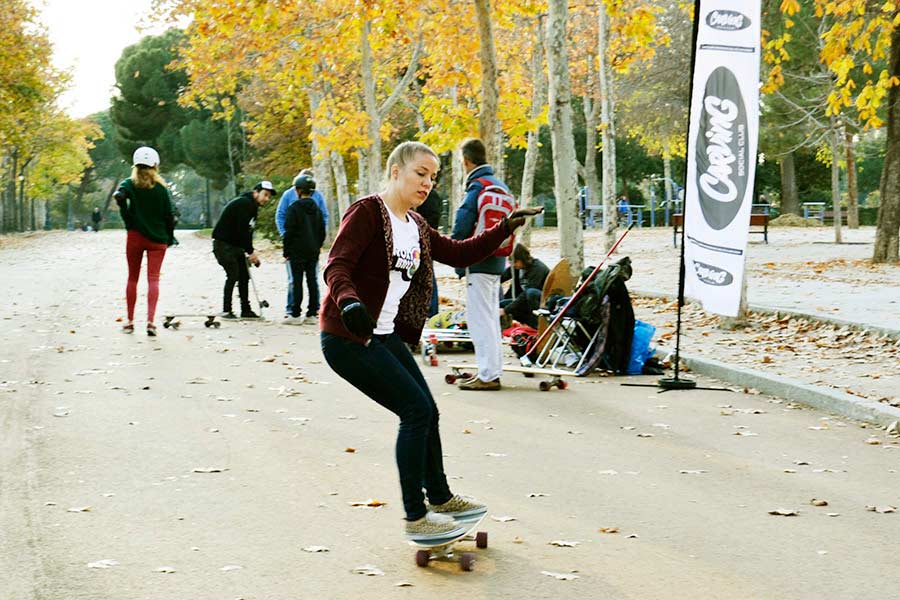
[672,204,769,246]
[823,210,848,225]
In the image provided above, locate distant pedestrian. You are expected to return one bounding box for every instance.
[276,168,330,319]
[212,181,276,319]
[113,147,177,336]
[282,174,325,325]
[91,207,102,232]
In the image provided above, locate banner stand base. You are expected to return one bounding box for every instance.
[657,376,697,390]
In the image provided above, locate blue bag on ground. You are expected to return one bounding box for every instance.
[627,320,656,375]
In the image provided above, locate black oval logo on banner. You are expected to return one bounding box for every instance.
[692,261,734,286]
[695,66,749,230]
[706,10,750,31]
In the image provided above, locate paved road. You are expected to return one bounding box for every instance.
[2,230,899,599]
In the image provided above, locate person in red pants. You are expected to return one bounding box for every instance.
[113,146,177,336]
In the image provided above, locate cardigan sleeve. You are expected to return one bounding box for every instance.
[429,218,511,268]
[323,200,377,308]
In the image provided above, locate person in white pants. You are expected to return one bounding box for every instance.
[451,138,509,391]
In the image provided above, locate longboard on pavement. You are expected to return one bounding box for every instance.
[162,314,266,330]
[408,512,488,571]
[446,363,570,391]
[420,328,473,366]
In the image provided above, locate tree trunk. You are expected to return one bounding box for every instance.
[545,0,583,279]
[519,17,547,248]
[845,130,859,229]
[449,147,464,232]
[331,150,350,218]
[7,149,19,232]
[779,151,799,216]
[361,19,382,193]
[873,25,900,263]
[663,151,674,211]
[474,0,501,167]
[830,125,843,244]
[598,4,618,253]
[356,153,368,199]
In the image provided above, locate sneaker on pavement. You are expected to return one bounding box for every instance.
[240,309,260,319]
[458,377,501,391]
[284,316,305,326]
[404,511,467,541]
[427,494,487,520]
[220,311,237,319]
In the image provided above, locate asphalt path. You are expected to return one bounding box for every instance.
[2,230,898,599]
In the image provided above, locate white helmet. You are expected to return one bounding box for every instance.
[132,146,160,168]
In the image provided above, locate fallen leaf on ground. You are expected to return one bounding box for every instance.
[599,527,620,534]
[810,499,828,507]
[68,506,92,512]
[679,470,707,474]
[154,566,176,574]
[220,565,242,572]
[344,448,356,453]
[302,546,330,553]
[598,470,618,475]
[528,492,549,497]
[549,540,579,547]
[352,564,384,576]
[87,559,118,569]
[491,515,517,522]
[541,571,579,581]
[865,505,896,513]
[865,437,882,445]
[768,509,799,516]
[349,499,386,508]
[636,433,655,438]
[192,467,227,473]
[395,581,414,587]
[485,452,507,457]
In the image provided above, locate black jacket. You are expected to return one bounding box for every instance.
[415,188,442,229]
[212,192,258,254]
[502,258,550,296]
[283,196,325,261]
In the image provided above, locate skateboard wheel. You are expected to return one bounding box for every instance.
[445,374,458,385]
[461,372,473,381]
[459,552,476,571]
[415,549,430,568]
[261,300,270,308]
[475,531,488,549]
[204,321,212,328]
[163,321,171,329]
[213,321,221,328]
[539,381,551,392]
[557,380,568,390]
[172,322,181,330]
[429,355,439,367]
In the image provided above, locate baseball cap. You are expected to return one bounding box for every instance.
[254,180,277,195]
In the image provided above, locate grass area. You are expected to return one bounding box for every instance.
[194,228,213,238]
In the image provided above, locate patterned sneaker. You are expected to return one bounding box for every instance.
[428,494,488,520]
[404,511,467,541]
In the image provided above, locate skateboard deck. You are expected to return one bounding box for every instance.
[162,314,266,329]
[408,512,488,571]
[535,259,576,354]
[446,363,570,391]
[420,328,473,366]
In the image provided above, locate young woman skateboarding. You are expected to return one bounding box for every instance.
[113,147,177,336]
[319,141,541,540]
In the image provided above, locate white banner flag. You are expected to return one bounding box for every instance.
[683,1,761,317]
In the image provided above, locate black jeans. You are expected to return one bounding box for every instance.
[321,331,453,520]
[213,240,249,312]
[288,258,319,318]
[500,287,542,328]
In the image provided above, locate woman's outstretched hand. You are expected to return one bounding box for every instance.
[507,206,544,232]
[340,299,376,338]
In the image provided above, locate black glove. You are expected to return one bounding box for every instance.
[340,299,376,339]
[506,206,544,232]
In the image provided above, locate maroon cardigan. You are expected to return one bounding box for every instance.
[321,194,512,344]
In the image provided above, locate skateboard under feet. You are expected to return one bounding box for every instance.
[446,363,569,391]
[408,513,488,571]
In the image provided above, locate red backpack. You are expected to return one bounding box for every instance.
[473,177,517,257]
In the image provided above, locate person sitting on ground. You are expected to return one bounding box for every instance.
[212,181,276,319]
[283,174,325,325]
[500,243,549,329]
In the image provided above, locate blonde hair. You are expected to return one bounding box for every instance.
[384,141,439,185]
[131,165,167,190]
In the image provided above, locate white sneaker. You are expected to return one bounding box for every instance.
[404,511,467,540]
[284,316,305,326]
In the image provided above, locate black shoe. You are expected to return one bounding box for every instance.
[220,311,237,319]
[240,309,260,319]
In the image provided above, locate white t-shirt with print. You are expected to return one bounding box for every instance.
[374,208,421,335]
